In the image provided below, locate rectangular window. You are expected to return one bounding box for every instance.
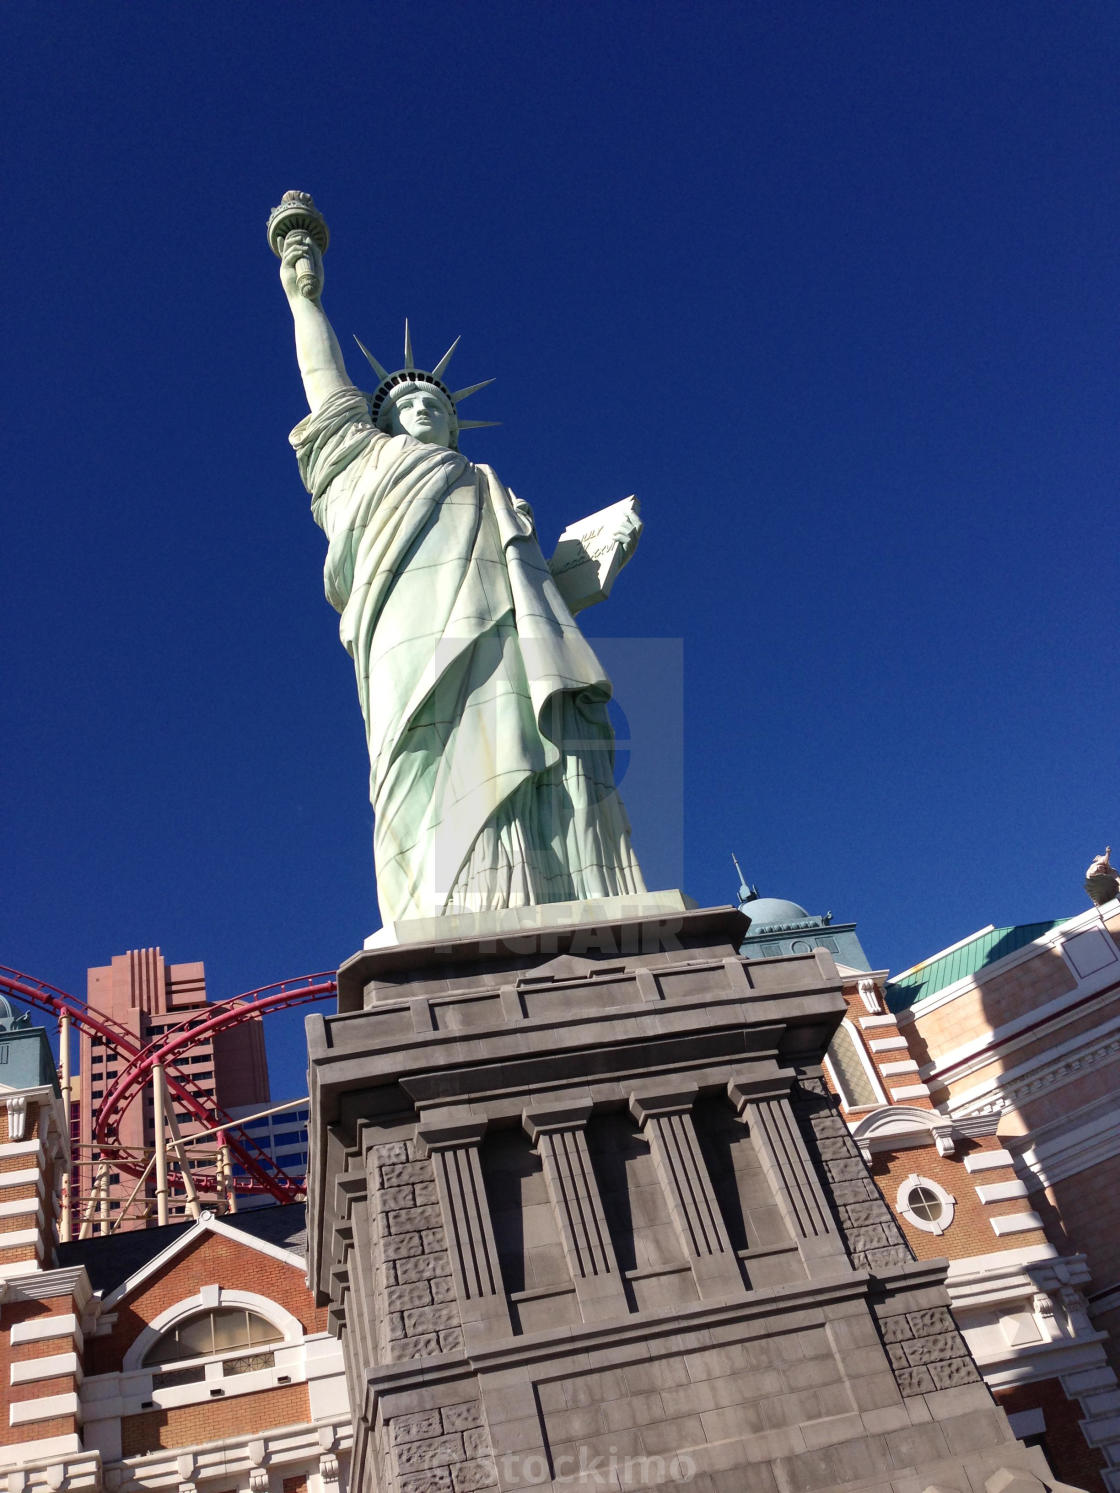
[224,1350,275,1376]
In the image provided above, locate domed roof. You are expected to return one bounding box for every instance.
[741,895,812,927]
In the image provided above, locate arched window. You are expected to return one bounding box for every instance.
[143,1309,282,1387]
[824,1021,885,1111]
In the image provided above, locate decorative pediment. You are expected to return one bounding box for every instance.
[102,1210,306,1311]
[518,953,612,983]
[849,1104,956,1161]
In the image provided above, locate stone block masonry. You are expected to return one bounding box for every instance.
[307,904,1082,1493]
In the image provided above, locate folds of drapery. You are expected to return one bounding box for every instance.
[292,387,645,921]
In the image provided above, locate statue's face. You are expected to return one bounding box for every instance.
[385,386,453,447]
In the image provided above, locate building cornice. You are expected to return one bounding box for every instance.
[5,1264,92,1310]
[942,1012,1120,1121]
[898,903,1114,1026]
[106,1418,353,1491]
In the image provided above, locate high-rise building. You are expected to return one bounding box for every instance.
[78,948,270,1230]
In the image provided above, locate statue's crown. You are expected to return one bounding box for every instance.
[355,322,497,451]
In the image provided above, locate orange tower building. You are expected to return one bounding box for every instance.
[78,949,270,1230]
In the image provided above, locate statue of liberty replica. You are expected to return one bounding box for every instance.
[280,195,1062,1493]
[271,193,646,929]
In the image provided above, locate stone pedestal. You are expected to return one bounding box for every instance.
[306,905,1079,1493]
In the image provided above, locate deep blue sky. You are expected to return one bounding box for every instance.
[4,4,1117,1100]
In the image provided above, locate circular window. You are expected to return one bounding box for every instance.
[897,1174,955,1236]
[907,1186,943,1223]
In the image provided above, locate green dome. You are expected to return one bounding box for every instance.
[741,895,812,927]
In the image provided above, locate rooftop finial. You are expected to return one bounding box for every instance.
[731,852,756,905]
[1086,847,1119,907]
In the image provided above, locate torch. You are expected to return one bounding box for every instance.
[267,190,330,299]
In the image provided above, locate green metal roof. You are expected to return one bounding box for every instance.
[886,919,1069,1012]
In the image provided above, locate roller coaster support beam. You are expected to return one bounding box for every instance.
[59,1012,72,1243]
[79,1161,109,1241]
[217,1130,236,1214]
[153,1064,170,1226]
[164,1096,201,1221]
[116,1151,157,1233]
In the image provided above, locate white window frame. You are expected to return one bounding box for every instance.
[896,1172,955,1236]
[123,1288,303,1372]
[824,1019,888,1113]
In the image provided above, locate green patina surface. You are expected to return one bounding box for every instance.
[0,1026,61,1095]
[886,919,1069,1012]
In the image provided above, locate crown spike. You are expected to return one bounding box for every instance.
[432,335,461,380]
[458,419,501,430]
[451,377,496,403]
[353,336,391,383]
[403,318,414,370]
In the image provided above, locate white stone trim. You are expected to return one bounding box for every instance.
[858,1014,898,1030]
[1088,1285,1120,1319]
[82,1330,343,1430]
[899,903,1109,1023]
[1018,1096,1120,1191]
[0,1227,44,1253]
[868,1036,908,1053]
[976,1179,1029,1204]
[5,1095,29,1142]
[848,1104,957,1159]
[879,1059,920,1076]
[5,1266,91,1309]
[824,1019,888,1111]
[1007,1408,1046,1438]
[927,985,1120,1095]
[9,1391,81,1426]
[945,1010,1120,1122]
[102,1211,306,1311]
[1063,1365,1119,1396]
[0,1138,45,1159]
[946,1242,1059,1288]
[891,923,999,984]
[1062,925,1120,981]
[856,977,884,1013]
[964,1148,1015,1172]
[991,1212,1044,1236]
[896,1173,955,1236]
[889,1083,931,1100]
[0,1168,45,1192]
[11,1351,81,1385]
[0,1196,45,1223]
[914,908,1120,1079]
[11,1312,82,1347]
[102,1417,353,1493]
[0,1434,86,1471]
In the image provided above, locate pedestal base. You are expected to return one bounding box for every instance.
[307,905,1082,1493]
[364,887,698,949]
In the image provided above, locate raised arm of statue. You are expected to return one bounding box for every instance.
[279,232,355,414]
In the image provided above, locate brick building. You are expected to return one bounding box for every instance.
[0,1125,349,1493]
[0,973,351,1493]
[752,885,1120,1490]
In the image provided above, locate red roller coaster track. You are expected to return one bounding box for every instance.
[0,965,337,1208]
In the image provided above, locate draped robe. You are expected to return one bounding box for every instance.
[292,388,646,924]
